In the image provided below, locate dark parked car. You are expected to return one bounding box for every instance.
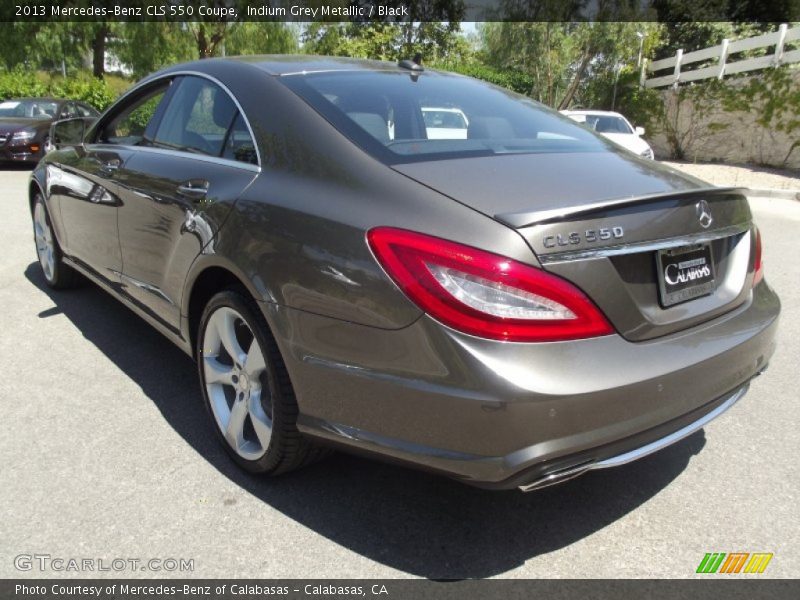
[29,57,779,491]
[0,97,99,163]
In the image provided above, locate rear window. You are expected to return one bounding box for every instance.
[282,71,609,164]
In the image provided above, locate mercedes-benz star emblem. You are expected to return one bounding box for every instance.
[696,199,713,229]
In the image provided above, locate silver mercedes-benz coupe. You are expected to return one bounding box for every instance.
[30,56,779,491]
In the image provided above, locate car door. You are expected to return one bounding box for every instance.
[52,82,171,285]
[112,75,259,333]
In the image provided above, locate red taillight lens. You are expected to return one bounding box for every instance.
[753,227,764,286]
[367,227,614,342]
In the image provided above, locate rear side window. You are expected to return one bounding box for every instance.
[153,76,237,156]
[222,113,258,165]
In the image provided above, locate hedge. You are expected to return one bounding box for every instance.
[0,70,117,111]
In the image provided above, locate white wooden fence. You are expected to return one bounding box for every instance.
[641,23,800,88]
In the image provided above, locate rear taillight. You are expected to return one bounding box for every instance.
[367,227,614,342]
[753,227,764,286]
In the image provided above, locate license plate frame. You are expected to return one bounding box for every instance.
[656,243,716,307]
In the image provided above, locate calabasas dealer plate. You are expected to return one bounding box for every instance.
[656,243,716,307]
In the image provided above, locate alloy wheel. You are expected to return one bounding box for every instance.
[33,201,55,282]
[202,306,272,460]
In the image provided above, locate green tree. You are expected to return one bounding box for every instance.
[113,23,195,78]
[303,1,466,63]
[480,21,660,109]
[303,22,466,63]
[0,23,96,75]
[224,23,299,56]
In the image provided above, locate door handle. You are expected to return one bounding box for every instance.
[99,158,120,175]
[176,180,209,201]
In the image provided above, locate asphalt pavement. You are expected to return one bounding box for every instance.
[1,166,797,579]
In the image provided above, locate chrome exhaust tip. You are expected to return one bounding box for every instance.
[518,461,594,492]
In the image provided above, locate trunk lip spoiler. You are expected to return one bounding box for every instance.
[494,186,749,229]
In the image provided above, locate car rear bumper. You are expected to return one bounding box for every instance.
[262,280,780,489]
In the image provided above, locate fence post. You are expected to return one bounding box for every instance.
[672,49,683,88]
[774,23,788,66]
[717,39,729,79]
[639,58,647,87]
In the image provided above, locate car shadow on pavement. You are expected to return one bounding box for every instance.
[25,263,705,579]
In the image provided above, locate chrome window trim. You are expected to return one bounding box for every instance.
[87,144,261,173]
[90,70,262,170]
[538,222,751,264]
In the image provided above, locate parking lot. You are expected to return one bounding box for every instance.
[1,165,798,579]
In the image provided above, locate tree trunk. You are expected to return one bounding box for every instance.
[92,25,108,79]
[196,24,210,58]
[195,23,227,59]
[558,48,594,110]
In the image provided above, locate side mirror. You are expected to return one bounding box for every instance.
[50,117,94,151]
[635,126,645,136]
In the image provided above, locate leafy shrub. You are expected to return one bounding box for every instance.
[0,69,117,111]
[50,78,116,111]
[0,69,48,100]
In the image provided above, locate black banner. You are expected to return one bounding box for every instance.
[1,0,799,23]
[3,580,800,600]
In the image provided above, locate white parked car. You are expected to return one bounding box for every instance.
[561,110,654,159]
[422,107,469,139]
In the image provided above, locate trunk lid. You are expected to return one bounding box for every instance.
[393,152,755,341]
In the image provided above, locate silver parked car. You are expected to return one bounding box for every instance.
[30,56,779,491]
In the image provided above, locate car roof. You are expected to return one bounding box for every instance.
[201,55,421,76]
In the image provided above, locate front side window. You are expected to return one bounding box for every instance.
[153,76,237,156]
[282,71,609,164]
[60,102,77,119]
[97,83,169,145]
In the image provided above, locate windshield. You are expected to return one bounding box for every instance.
[583,114,633,134]
[0,100,59,118]
[282,71,609,163]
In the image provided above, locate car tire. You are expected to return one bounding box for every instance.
[32,193,79,289]
[197,289,329,474]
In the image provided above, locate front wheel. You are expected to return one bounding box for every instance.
[197,289,328,474]
[32,194,79,289]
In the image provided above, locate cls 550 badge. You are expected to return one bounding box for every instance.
[543,226,624,248]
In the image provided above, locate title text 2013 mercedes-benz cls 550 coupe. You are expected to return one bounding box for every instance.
[29,56,780,491]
